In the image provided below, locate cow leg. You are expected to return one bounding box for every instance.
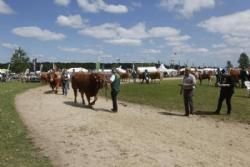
[80,92,85,105]
[86,95,92,107]
[90,96,97,105]
[73,89,77,103]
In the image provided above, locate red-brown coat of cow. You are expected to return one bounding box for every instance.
[71,72,107,106]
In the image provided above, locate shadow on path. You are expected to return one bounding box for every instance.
[63,101,115,113]
[158,112,185,117]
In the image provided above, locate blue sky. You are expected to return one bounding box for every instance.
[0,0,250,67]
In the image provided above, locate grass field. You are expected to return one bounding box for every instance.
[0,82,52,167]
[101,79,250,123]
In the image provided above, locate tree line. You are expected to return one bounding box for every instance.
[1,47,250,73]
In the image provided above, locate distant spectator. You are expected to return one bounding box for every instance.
[141,69,150,84]
[61,69,70,96]
[132,70,137,83]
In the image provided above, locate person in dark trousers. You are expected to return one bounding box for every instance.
[109,68,120,112]
[61,69,70,96]
[240,68,248,88]
[215,68,222,87]
[215,71,235,115]
[132,70,137,83]
[180,67,196,116]
[141,69,150,84]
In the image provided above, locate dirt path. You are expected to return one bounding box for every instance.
[16,86,250,167]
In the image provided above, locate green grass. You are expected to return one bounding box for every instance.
[0,82,52,167]
[101,79,250,123]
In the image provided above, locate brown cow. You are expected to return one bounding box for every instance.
[47,71,61,93]
[149,72,162,83]
[40,72,49,83]
[198,71,213,85]
[119,72,131,82]
[229,68,240,87]
[71,72,107,107]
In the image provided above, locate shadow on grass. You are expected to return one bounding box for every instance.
[158,111,185,117]
[234,95,250,99]
[63,101,114,113]
[195,110,219,115]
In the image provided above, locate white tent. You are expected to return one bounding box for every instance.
[67,67,88,73]
[116,67,126,73]
[157,64,168,72]
[137,66,158,73]
[0,69,10,74]
[165,69,178,77]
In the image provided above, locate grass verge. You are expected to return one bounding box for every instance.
[0,82,52,167]
[101,79,250,123]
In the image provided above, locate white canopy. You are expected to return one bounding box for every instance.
[0,69,10,73]
[116,67,126,73]
[137,66,158,73]
[157,64,168,72]
[67,67,88,73]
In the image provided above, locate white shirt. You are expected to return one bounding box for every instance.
[183,73,196,90]
[110,74,115,82]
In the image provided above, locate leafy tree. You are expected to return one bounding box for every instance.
[238,52,250,69]
[226,60,233,70]
[10,47,31,73]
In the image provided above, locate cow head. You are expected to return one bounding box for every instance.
[93,73,108,89]
[48,71,57,82]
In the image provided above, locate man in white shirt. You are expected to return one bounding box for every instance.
[180,67,196,116]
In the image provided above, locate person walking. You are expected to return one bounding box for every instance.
[180,67,197,116]
[215,71,235,115]
[109,68,121,112]
[141,69,150,84]
[61,69,70,96]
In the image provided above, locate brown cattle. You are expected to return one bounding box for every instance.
[229,69,240,87]
[71,72,107,107]
[149,72,162,83]
[48,71,61,93]
[198,71,213,85]
[119,72,131,82]
[40,72,49,83]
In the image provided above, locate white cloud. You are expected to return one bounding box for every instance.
[56,14,87,28]
[105,38,142,46]
[12,26,66,41]
[54,0,70,6]
[159,0,215,18]
[79,22,189,46]
[198,10,250,49]
[76,0,128,14]
[173,44,208,53]
[142,49,161,54]
[0,0,14,14]
[131,2,142,8]
[212,43,226,49]
[58,46,103,55]
[198,10,250,37]
[148,27,180,38]
[1,43,19,49]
